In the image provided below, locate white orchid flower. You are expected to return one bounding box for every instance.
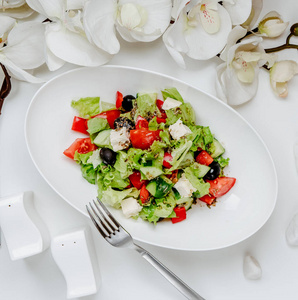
[222,0,252,26]
[0,16,46,83]
[0,0,34,19]
[163,0,232,68]
[83,0,172,55]
[215,26,277,106]
[241,0,263,30]
[258,11,289,38]
[270,60,298,98]
[26,0,112,71]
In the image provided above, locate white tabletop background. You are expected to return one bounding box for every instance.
[1,1,298,299]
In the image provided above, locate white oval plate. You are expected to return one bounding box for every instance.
[25,66,277,251]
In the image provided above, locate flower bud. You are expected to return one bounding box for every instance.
[290,23,298,36]
[258,11,288,38]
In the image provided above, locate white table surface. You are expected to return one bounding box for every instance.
[1,1,298,299]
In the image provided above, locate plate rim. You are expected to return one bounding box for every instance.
[24,65,278,251]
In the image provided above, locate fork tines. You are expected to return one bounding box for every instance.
[86,199,120,238]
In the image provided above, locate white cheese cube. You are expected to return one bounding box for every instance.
[174,174,197,197]
[110,127,130,152]
[162,97,182,110]
[169,119,192,140]
[121,197,142,218]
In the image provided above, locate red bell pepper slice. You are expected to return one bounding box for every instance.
[92,109,121,129]
[195,150,213,166]
[116,91,123,109]
[129,171,147,190]
[171,206,186,224]
[71,116,88,135]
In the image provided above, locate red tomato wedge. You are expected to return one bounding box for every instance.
[129,171,147,190]
[93,109,120,129]
[195,150,213,166]
[130,129,160,150]
[71,116,88,135]
[206,177,236,197]
[156,99,164,111]
[163,152,173,168]
[135,115,149,129]
[156,117,166,124]
[199,194,216,205]
[116,91,123,109]
[140,185,150,203]
[171,206,186,224]
[63,138,97,159]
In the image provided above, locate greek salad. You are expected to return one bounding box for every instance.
[63,88,236,224]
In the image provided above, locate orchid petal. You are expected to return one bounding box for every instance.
[45,46,65,71]
[2,21,45,69]
[0,3,34,19]
[218,65,259,105]
[171,0,190,19]
[162,14,188,69]
[215,63,228,103]
[84,0,119,54]
[234,61,255,83]
[185,4,232,60]
[220,25,247,61]
[270,60,298,83]
[1,57,45,83]
[67,0,86,10]
[116,0,172,42]
[45,22,113,67]
[199,1,220,34]
[0,15,16,37]
[26,0,63,19]
[241,0,263,29]
[0,0,26,9]
[222,0,252,25]
[258,12,289,38]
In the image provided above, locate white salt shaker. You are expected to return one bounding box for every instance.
[51,226,101,299]
[0,191,50,260]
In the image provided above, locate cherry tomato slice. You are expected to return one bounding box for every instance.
[93,109,121,129]
[156,117,166,124]
[163,152,173,168]
[199,194,216,205]
[140,185,150,204]
[171,206,186,224]
[135,115,149,129]
[129,171,147,190]
[71,116,88,135]
[130,129,160,150]
[63,138,97,160]
[195,150,213,166]
[116,91,123,109]
[206,177,236,197]
[156,99,165,111]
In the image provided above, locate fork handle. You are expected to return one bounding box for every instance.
[133,244,205,300]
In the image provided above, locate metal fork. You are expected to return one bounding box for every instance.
[86,199,205,300]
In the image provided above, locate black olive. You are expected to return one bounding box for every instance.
[204,161,221,180]
[122,95,135,111]
[114,117,135,130]
[100,148,117,166]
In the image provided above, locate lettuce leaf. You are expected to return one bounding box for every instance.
[81,164,97,184]
[169,140,192,171]
[184,167,210,197]
[71,97,100,118]
[114,151,133,178]
[87,117,109,135]
[134,93,158,121]
[101,187,138,209]
[161,88,184,103]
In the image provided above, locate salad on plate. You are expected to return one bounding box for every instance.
[63,87,236,224]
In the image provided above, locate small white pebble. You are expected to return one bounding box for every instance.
[286,213,298,246]
[294,143,298,174]
[243,255,262,280]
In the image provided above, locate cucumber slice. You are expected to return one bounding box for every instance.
[146,176,173,198]
[209,139,225,158]
[140,166,163,180]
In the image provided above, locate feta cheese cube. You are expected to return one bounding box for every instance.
[169,119,192,140]
[162,97,182,110]
[110,127,130,152]
[174,174,197,197]
[121,197,142,218]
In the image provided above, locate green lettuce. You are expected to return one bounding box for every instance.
[184,167,210,197]
[74,151,93,165]
[71,97,100,118]
[161,87,184,103]
[114,151,133,178]
[101,187,139,209]
[134,93,158,120]
[169,140,192,171]
[81,164,97,184]
[87,117,109,135]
